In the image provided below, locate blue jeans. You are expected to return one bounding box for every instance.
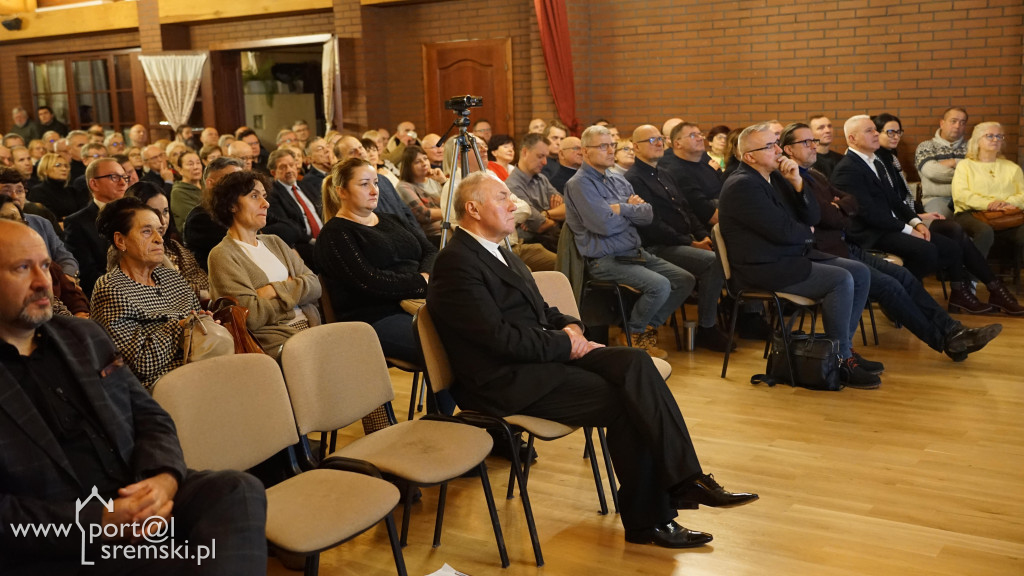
[778,257,870,358]
[587,249,694,334]
[648,244,724,328]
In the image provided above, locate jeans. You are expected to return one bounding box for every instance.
[588,249,693,334]
[852,246,959,352]
[778,257,870,358]
[648,244,725,328]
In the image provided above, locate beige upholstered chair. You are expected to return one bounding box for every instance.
[712,223,821,378]
[152,353,406,576]
[416,304,618,568]
[279,322,510,568]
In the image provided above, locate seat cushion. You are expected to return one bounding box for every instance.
[333,420,493,484]
[265,468,399,554]
[502,414,576,440]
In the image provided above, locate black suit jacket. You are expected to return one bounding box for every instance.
[300,167,327,204]
[625,158,708,247]
[719,162,822,291]
[63,201,107,296]
[0,317,186,564]
[427,228,579,415]
[830,150,917,248]
[266,180,317,248]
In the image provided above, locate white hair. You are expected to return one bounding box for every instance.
[843,115,872,140]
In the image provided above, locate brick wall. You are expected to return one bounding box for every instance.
[361,0,555,137]
[573,0,1024,165]
[188,12,334,50]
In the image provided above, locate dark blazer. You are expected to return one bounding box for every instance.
[427,228,579,416]
[802,167,860,258]
[62,201,107,296]
[299,167,327,204]
[0,317,186,564]
[718,162,822,291]
[830,150,917,248]
[266,180,317,248]
[656,149,720,225]
[625,158,708,247]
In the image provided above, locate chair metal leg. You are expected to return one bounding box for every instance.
[304,552,319,576]
[329,431,338,453]
[417,373,426,413]
[583,427,609,515]
[859,317,867,346]
[596,427,619,514]
[477,461,510,567]
[318,431,328,462]
[407,372,419,421]
[399,485,415,547]
[521,435,537,486]
[432,482,447,548]
[506,431,521,500]
[721,296,742,378]
[384,512,409,576]
[613,285,632,344]
[669,311,683,351]
[507,433,544,566]
[867,301,879,345]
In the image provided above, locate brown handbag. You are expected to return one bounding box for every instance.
[208,296,265,354]
[971,208,1024,231]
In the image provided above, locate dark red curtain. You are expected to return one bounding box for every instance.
[534,0,580,135]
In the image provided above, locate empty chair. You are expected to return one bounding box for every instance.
[280,322,509,568]
[153,353,406,576]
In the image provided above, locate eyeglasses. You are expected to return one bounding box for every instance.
[983,133,1005,141]
[746,141,780,154]
[685,132,704,140]
[790,138,820,148]
[638,136,666,145]
[0,184,26,196]
[884,129,904,138]
[585,143,616,152]
[145,153,166,161]
[92,173,132,184]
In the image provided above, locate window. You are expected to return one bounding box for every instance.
[28,49,140,135]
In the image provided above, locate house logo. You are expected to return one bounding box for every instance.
[75,486,113,566]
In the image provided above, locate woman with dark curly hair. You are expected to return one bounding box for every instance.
[90,196,204,388]
[206,170,321,358]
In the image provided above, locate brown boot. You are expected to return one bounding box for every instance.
[630,328,669,359]
[948,284,993,314]
[987,281,1024,315]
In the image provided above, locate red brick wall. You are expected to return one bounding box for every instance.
[361,0,556,138]
[573,0,1024,163]
[188,12,334,50]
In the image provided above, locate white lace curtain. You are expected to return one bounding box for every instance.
[138,52,208,130]
[322,37,339,133]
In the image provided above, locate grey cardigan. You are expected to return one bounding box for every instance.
[207,233,321,358]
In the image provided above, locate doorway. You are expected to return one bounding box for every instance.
[422,38,513,137]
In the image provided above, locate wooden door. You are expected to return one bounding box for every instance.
[422,38,513,137]
[208,51,246,135]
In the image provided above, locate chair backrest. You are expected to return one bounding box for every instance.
[711,223,733,281]
[280,322,395,436]
[532,270,580,318]
[152,354,299,471]
[413,305,454,393]
[318,273,338,323]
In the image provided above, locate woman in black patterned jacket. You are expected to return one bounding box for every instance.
[91,196,204,389]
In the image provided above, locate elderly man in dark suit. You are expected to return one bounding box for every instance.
[427,172,757,550]
[0,220,266,575]
[265,148,321,268]
[718,123,880,389]
[63,158,128,296]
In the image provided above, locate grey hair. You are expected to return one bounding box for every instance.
[737,123,773,155]
[580,125,610,146]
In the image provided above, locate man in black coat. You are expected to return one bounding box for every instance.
[265,148,320,269]
[0,220,266,574]
[657,122,721,226]
[625,124,730,351]
[427,172,757,549]
[63,158,127,296]
[719,123,880,388]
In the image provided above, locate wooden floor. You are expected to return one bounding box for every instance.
[270,280,1024,576]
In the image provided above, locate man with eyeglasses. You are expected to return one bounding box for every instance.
[624,125,732,352]
[226,140,255,171]
[915,107,969,220]
[69,143,108,203]
[64,158,129,295]
[780,123,1002,363]
[141,144,175,193]
[658,122,720,227]
[565,125,692,359]
[265,148,320,269]
[808,115,843,178]
[547,136,583,194]
[719,123,881,388]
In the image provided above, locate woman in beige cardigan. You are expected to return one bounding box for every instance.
[206,170,321,358]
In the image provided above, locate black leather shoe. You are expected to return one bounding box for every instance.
[624,521,713,548]
[944,323,1002,362]
[670,473,759,509]
[851,350,884,375]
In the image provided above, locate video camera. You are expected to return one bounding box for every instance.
[444,95,483,112]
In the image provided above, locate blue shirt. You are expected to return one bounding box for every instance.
[564,163,652,258]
